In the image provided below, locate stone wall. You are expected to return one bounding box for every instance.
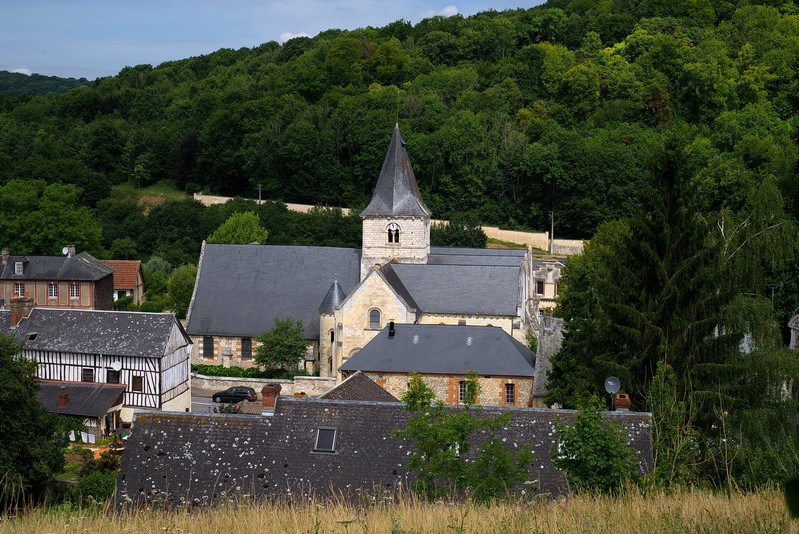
[190,334,317,373]
[365,371,534,407]
[192,374,335,398]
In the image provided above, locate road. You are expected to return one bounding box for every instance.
[191,392,221,414]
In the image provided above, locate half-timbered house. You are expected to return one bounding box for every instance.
[4,304,192,423]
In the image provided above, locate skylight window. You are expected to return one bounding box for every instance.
[314,427,337,453]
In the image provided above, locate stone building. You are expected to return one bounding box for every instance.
[186,124,538,379]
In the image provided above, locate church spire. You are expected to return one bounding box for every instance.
[360,124,431,219]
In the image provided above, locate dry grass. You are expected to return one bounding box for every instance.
[1,488,796,534]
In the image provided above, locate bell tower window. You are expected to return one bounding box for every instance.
[387,223,400,244]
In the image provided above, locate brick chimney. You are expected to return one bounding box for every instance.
[614,393,631,411]
[9,295,34,326]
[1,248,8,266]
[57,389,69,408]
[262,383,281,409]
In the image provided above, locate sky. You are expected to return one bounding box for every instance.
[1,1,544,80]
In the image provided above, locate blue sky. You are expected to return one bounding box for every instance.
[2,1,544,80]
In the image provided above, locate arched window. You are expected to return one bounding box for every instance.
[387,223,400,244]
[369,309,381,329]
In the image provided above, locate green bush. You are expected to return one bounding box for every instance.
[553,399,639,495]
[191,364,308,380]
[75,470,117,502]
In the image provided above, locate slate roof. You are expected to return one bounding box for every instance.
[360,124,431,219]
[1,252,113,281]
[0,310,10,337]
[36,380,125,418]
[12,308,188,359]
[318,370,399,401]
[115,398,653,509]
[101,260,143,289]
[186,243,361,339]
[339,324,535,376]
[318,280,346,314]
[382,263,522,316]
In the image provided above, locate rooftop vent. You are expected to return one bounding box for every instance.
[388,321,395,338]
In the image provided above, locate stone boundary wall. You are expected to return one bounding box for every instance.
[192,373,335,398]
[195,194,583,254]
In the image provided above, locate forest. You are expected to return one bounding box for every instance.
[1,0,799,491]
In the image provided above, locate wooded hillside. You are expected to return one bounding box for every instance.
[0,0,797,322]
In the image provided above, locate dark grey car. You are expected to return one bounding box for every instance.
[212,386,257,403]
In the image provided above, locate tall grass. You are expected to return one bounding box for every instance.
[0,487,793,533]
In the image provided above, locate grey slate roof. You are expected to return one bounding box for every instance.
[13,308,188,359]
[36,381,125,418]
[115,398,653,509]
[360,124,431,219]
[318,280,346,314]
[383,263,522,316]
[318,370,399,401]
[339,324,535,376]
[0,310,10,337]
[186,243,361,338]
[0,252,113,281]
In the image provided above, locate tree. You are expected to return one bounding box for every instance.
[166,264,197,319]
[207,211,269,245]
[553,399,639,494]
[254,318,307,372]
[431,215,487,248]
[393,372,533,502]
[0,336,64,508]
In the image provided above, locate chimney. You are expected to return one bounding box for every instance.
[261,383,281,409]
[9,295,34,326]
[66,245,76,257]
[1,248,8,266]
[388,321,395,338]
[58,389,69,408]
[614,393,631,411]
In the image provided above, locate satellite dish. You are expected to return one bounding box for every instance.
[62,247,69,255]
[111,361,122,372]
[604,376,621,395]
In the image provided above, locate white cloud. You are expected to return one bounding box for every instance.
[11,67,32,75]
[418,5,460,20]
[279,32,311,43]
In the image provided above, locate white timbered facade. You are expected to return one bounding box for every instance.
[7,308,192,422]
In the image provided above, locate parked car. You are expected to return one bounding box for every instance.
[212,386,257,403]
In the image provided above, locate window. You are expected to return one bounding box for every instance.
[369,309,381,329]
[241,338,252,360]
[107,369,120,384]
[132,375,143,392]
[69,282,80,299]
[536,280,545,296]
[13,283,24,297]
[203,336,214,358]
[14,262,23,275]
[387,223,400,244]
[505,383,516,405]
[554,282,558,297]
[314,427,337,452]
[81,368,94,383]
[48,283,58,298]
[458,381,467,403]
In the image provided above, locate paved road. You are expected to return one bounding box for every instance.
[191,392,220,414]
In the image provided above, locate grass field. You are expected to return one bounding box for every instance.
[110,180,189,212]
[1,488,794,533]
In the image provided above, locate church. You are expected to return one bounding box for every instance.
[185,125,538,379]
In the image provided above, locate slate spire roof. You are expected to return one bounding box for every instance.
[318,279,346,313]
[360,124,431,219]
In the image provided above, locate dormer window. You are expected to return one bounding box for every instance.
[14,262,23,275]
[387,223,400,244]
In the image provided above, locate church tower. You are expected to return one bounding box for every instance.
[360,124,432,279]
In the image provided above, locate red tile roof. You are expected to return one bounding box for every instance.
[101,260,142,290]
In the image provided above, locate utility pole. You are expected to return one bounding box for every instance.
[549,211,554,254]
[256,183,263,203]
[767,283,782,311]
